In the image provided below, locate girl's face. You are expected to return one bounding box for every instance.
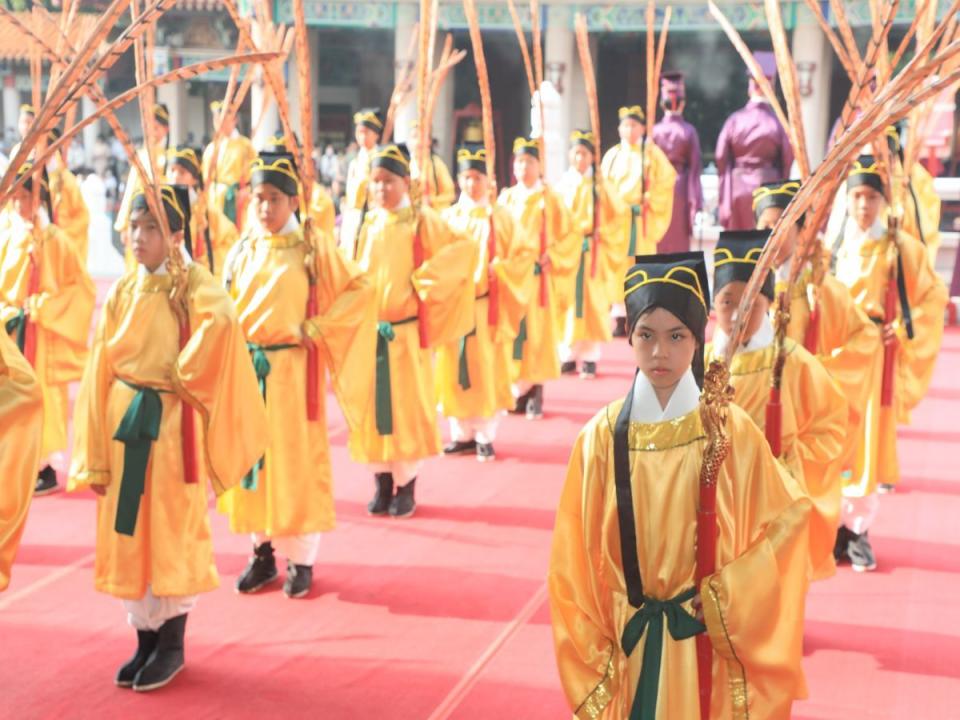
[631,306,697,393]
[848,185,884,231]
[513,154,540,186]
[458,169,488,203]
[369,167,410,210]
[569,145,593,175]
[253,183,298,234]
[714,281,770,340]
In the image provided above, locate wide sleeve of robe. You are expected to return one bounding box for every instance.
[52,168,91,260]
[0,331,43,591]
[644,142,677,248]
[171,265,269,496]
[301,228,377,433]
[544,188,582,314]
[489,205,538,341]
[308,184,337,237]
[410,207,478,347]
[427,156,457,211]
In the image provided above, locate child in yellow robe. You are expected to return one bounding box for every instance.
[706,229,848,581]
[47,127,91,262]
[829,156,947,570]
[166,145,239,280]
[0,163,95,496]
[68,185,267,691]
[352,143,476,517]
[437,145,537,462]
[600,105,676,336]
[219,145,375,597]
[498,137,578,419]
[0,330,43,592]
[557,130,627,379]
[549,251,811,720]
[202,101,257,232]
[340,107,383,259]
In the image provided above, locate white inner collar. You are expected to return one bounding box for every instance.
[138,245,193,277]
[712,311,775,356]
[629,368,701,423]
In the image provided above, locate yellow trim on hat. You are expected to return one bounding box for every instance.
[210,100,223,112]
[251,156,299,183]
[570,129,595,144]
[154,105,170,122]
[623,266,707,310]
[372,145,410,170]
[713,247,764,267]
[131,185,186,227]
[751,180,800,209]
[168,147,201,173]
[457,147,487,163]
[19,104,35,115]
[618,105,645,121]
[849,158,881,177]
[353,110,384,129]
[15,161,48,193]
[512,137,539,154]
[884,125,901,150]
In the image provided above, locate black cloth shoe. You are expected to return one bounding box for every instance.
[368,473,394,515]
[133,614,187,692]
[236,542,278,594]
[476,443,495,462]
[847,530,877,572]
[511,388,532,415]
[560,360,577,375]
[34,465,59,496]
[612,316,627,338]
[833,526,852,563]
[526,385,544,420]
[115,629,158,688]
[877,482,895,494]
[580,361,597,379]
[443,440,477,455]
[389,479,416,518]
[283,561,313,599]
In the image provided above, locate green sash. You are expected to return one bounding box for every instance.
[375,317,417,436]
[5,308,27,353]
[242,342,298,490]
[628,204,641,257]
[621,586,706,720]
[113,379,169,536]
[512,317,528,361]
[575,236,590,319]
[457,327,478,390]
[222,182,239,225]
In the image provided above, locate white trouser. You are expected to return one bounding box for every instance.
[124,585,197,631]
[559,341,602,364]
[449,416,500,444]
[611,303,626,319]
[253,532,322,567]
[368,461,422,487]
[841,492,880,534]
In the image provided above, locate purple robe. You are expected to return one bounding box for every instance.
[653,112,703,253]
[715,99,794,230]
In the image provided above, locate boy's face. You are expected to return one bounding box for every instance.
[569,145,593,175]
[355,125,379,150]
[631,306,697,393]
[513,154,540,187]
[130,208,170,273]
[253,183,298,234]
[167,165,197,188]
[150,123,169,146]
[10,187,34,221]
[755,206,797,267]
[369,167,409,210]
[459,169,488,203]
[848,185,884,231]
[714,281,770,341]
[618,117,644,146]
[18,112,33,141]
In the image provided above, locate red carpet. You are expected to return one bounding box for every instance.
[2,326,959,719]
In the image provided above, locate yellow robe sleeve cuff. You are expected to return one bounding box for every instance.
[69,469,111,490]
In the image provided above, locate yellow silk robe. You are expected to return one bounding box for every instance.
[779,268,881,471]
[549,400,811,720]
[218,224,375,537]
[833,228,947,493]
[557,170,629,345]
[49,166,90,262]
[339,148,373,259]
[0,221,94,457]
[706,339,848,580]
[350,204,476,463]
[436,201,538,420]
[191,196,239,281]
[600,139,676,258]
[895,164,941,266]
[0,331,43,592]
[498,184,579,384]
[414,154,456,211]
[202,134,257,230]
[68,264,268,599]
[308,184,336,237]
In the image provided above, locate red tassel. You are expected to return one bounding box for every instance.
[765,388,782,457]
[306,283,320,421]
[414,225,430,349]
[803,303,820,354]
[178,321,198,484]
[881,264,898,407]
[538,210,548,308]
[23,253,40,366]
[487,215,499,328]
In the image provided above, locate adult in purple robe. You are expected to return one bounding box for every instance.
[715,52,795,230]
[652,71,703,253]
